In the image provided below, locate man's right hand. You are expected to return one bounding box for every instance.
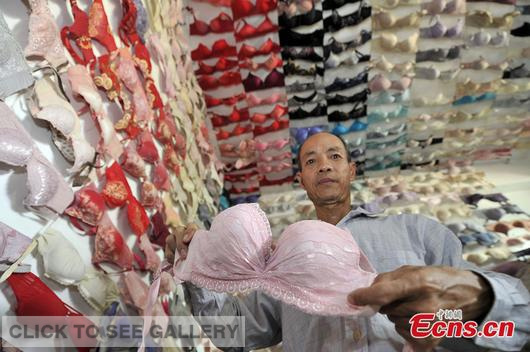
[164,224,199,264]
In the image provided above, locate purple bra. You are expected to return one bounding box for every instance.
[243,69,285,92]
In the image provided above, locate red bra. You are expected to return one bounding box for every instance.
[191,40,237,60]
[61,0,96,66]
[251,105,288,123]
[197,71,242,90]
[243,69,285,91]
[205,92,246,107]
[224,171,260,182]
[240,53,283,71]
[253,118,289,136]
[88,0,117,52]
[247,91,286,107]
[195,58,239,75]
[189,10,234,36]
[260,175,294,186]
[216,123,253,140]
[235,15,278,41]
[232,0,278,20]
[210,107,250,127]
[238,38,280,59]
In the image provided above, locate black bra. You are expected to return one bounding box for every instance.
[503,63,530,79]
[327,88,369,106]
[279,28,324,46]
[286,81,317,93]
[279,9,323,28]
[416,46,462,62]
[325,71,368,93]
[511,22,530,37]
[324,6,371,32]
[281,47,323,62]
[288,90,326,106]
[324,30,371,57]
[328,104,366,122]
[289,104,327,119]
[323,0,363,10]
[284,61,324,76]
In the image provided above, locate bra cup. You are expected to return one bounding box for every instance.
[0,129,34,166]
[375,12,394,28]
[491,32,508,46]
[35,105,77,137]
[447,19,463,37]
[472,30,490,46]
[380,33,398,50]
[78,271,120,312]
[0,222,32,263]
[25,156,60,208]
[431,18,447,37]
[369,74,392,91]
[37,229,86,286]
[375,56,393,71]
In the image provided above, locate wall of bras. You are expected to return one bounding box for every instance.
[186,0,530,203]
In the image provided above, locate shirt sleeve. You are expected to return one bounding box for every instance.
[182,282,282,351]
[419,216,530,351]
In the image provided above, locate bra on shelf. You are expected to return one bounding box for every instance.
[324,30,372,57]
[373,56,415,74]
[240,53,283,71]
[282,47,323,62]
[197,71,242,90]
[327,88,369,106]
[415,66,460,80]
[323,0,363,10]
[239,38,281,59]
[373,10,422,30]
[503,63,530,79]
[331,120,368,135]
[421,0,465,15]
[216,124,253,140]
[511,22,530,37]
[289,104,327,119]
[248,91,287,107]
[232,0,278,20]
[210,107,250,127]
[279,28,324,46]
[189,10,234,35]
[372,0,421,9]
[279,8,322,28]
[279,0,314,16]
[191,40,237,60]
[329,104,367,122]
[377,32,419,53]
[368,74,412,92]
[325,48,370,69]
[254,118,289,136]
[466,11,519,28]
[291,126,325,144]
[243,70,285,92]
[195,58,239,75]
[284,61,324,76]
[453,92,496,106]
[205,92,246,107]
[326,71,369,93]
[366,123,406,138]
[419,16,463,38]
[235,15,279,41]
[324,6,372,33]
[460,58,509,71]
[286,81,317,94]
[367,106,408,123]
[467,30,509,47]
[251,105,289,123]
[288,91,326,106]
[367,90,410,105]
[416,46,461,62]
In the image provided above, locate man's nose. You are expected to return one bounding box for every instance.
[318,159,332,173]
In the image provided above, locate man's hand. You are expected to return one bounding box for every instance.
[164,224,199,264]
[348,266,493,350]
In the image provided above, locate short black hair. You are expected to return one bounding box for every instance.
[296,132,352,171]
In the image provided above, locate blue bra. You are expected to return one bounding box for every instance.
[367,90,410,105]
[365,152,402,171]
[453,92,496,106]
[366,134,407,149]
[331,120,368,135]
[367,123,407,139]
[367,105,408,124]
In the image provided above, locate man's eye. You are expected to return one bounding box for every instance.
[331,154,341,159]
[306,159,315,165]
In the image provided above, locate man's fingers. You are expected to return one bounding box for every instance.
[349,277,423,307]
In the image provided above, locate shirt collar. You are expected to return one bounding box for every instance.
[336,202,382,227]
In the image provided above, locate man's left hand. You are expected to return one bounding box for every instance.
[348,265,493,350]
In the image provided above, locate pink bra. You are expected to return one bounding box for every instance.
[0,102,73,214]
[174,203,377,316]
[0,222,32,264]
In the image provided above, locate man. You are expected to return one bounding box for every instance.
[166,132,530,351]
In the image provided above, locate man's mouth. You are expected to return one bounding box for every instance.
[318,178,336,185]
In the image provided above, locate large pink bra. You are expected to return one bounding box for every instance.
[174,203,377,316]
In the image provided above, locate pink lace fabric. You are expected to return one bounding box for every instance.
[174,203,377,316]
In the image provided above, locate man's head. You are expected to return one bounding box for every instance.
[296,132,356,207]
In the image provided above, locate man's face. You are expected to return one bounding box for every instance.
[297,133,356,206]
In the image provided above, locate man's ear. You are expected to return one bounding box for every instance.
[296,171,305,190]
[349,162,356,181]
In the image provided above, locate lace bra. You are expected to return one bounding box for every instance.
[288,90,326,106]
[326,71,369,92]
[0,12,35,99]
[419,16,464,38]
[238,38,281,59]
[0,102,74,214]
[279,28,324,46]
[329,104,367,122]
[416,46,461,62]
[327,88,369,106]
[279,9,323,28]
[284,61,324,76]
[189,10,234,35]
[282,47,323,62]
[191,40,237,60]
[503,63,530,79]
[240,53,283,71]
[279,0,314,16]
[289,104,327,119]
[174,203,377,316]
[243,70,285,92]
[324,30,371,57]
[324,6,372,33]
[373,10,422,30]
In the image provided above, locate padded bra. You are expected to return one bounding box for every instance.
[282,47,323,62]
[324,30,371,57]
[197,71,242,90]
[279,28,324,46]
[368,74,412,92]
[324,6,372,33]
[247,92,287,107]
[416,46,461,62]
[284,61,324,76]
[238,38,281,59]
[325,48,370,68]
[289,104,327,119]
[325,70,369,93]
[0,102,74,214]
[373,10,422,30]
[240,53,283,71]
[377,32,419,53]
[242,70,285,92]
[279,9,322,28]
[467,30,509,47]
[235,15,278,41]
[210,107,250,127]
[288,90,326,106]
[195,58,239,75]
[0,11,35,99]
[421,0,465,15]
[420,16,464,38]
[205,92,246,107]
[327,88,369,106]
[232,0,278,20]
[189,11,234,35]
[191,40,237,60]
[331,120,368,135]
[329,104,367,122]
[466,11,518,28]
[503,63,530,79]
